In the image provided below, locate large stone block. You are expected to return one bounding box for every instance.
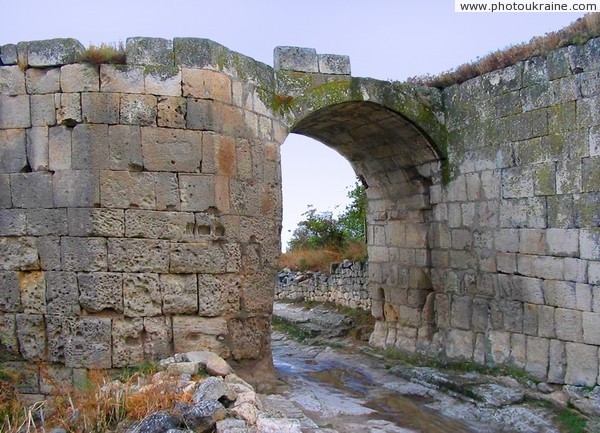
[30,94,56,126]
[56,93,82,126]
[100,171,156,209]
[500,198,546,228]
[26,126,49,171]
[182,69,231,103]
[71,123,109,169]
[525,336,549,381]
[548,339,566,384]
[48,125,72,171]
[61,237,107,272]
[157,96,186,128]
[141,127,202,172]
[155,172,180,211]
[274,46,318,73]
[488,330,511,364]
[0,313,18,354]
[580,229,600,260]
[81,92,120,124]
[100,64,144,93]
[564,342,598,386]
[0,237,39,270]
[0,209,26,235]
[445,329,473,360]
[26,38,84,67]
[45,271,80,315]
[123,273,162,317]
[112,318,144,367]
[228,316,270,360]
[125,209,195,240]
[26,208,68,236]
[78,272,123,313]
[145,67,182,97]
[68,208,124,237]
[179,174,215,211]
[554,308,582,342]
[0,272,21,312]
[37,236,61,270]
[543,280,576,309]
[106,124,143,170]
[197,274,241,317]
[0,65,25,95]
[15,314,46,361]
[172,316,230,358]
[108,239,169,273]
[0,95,30,128]
[61,63,99,92]
[143,316,172,360]
[25,67,60,94]
[318,53,351,75]
[582,312,600,345]
[126,37,174,67]
[170,241,235,274]
[0,129,26,173]
[160,274,198,314]
[0,44,17,65]
[120,93,157,125]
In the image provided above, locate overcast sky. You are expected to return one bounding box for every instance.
[1,1,587,249]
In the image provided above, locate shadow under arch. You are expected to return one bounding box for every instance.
[289,100,444,354]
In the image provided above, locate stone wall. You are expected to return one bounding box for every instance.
[276,261,370,310]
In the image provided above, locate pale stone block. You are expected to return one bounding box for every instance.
[590,261,600,285]
[141,127,202,172]
[45,271,80,315]
[543,280,576,308]
[53,170,96,207]
[0,272,22,312]
[500,198,546,228]
[318,53,351,74]
[157,96,186,128]
[576,283,593,311]
[179,174,215,211]
[145,67,181,96]
[170,241,228,273]
[582,312,600,345]
[155,172,180,211]
[160,273,198,314]
[501,166,534,198]
[0,237,39,270]
[0,128,27,173]
[548,339,566,383]
[61,63,99,92]
[173,316,230,357]
[488,330,511,364]
[0,209,26,235]
[30,94,56,126]
[37,236,61,270]
[197,274,241,317]
[450,296,471,330]
[0,65,25,95]
[532,255,564,280]
[0,95,30,128]
[25,67,60,94]
[564,342,598,386]
[68,208,124,237]
[123,273,162,317]
[143,316,172,360]
[580,229,600,260]
[112,318,144,367]
[78,272,123,313]
[523,303,538,335]
[564,258,588,283]
[100,64,144,93]
[274,46,318,73]
[125,209,195,240]
[538,305,556,338]
[526,336,549,381]
[495,228,519,252]
[504,300,523,333]
[554,308,582,342]
[108,239,169,273]
[512,276,545,304]
[16,314,46,360]
[27,38,84,67]
[510,333,527,368]
[71,123,109,169]
[48,125,72,171]
[519,229,545,255]
[81,92,120,124]
[120,93,157,125]
[26,126,48,171]
[0,44,17,65]
[546,228,579,257]
[105,124,143,170]
[26,208,68,236]
[56,93,81,126]
[0,174,10,208]
[100,171,156,209]
[61,237,107,272]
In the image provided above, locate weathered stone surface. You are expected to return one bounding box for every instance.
[157,96,186,128]
[143,316,172,360]
[46,271,80,315]
[173,316,230,357]
[317,53,351,75]
[0,95,30,128]
[0,65,25,95]
[0,209,26,236]
[141,127,202,172]
[30,94,56,126]
[182,69,231,103]
[123,273,162,317]
[26,126,49,171]
[565,342,599,386]
[56,93,82,126]
[125,209,195,240]
[48,125,72,171]
[198,274,241,317]
[112,318,144,367]
[126,411,180,433]
[274,46,318,73]
[26,38,84,67]
[160,274,198,314]
[81,92,120,124]
[126,37,174,67]
[0,44,18,65]
[145,67,182,97]
[0,237,39,270]
[0,129,26,174]
[100,171,156,209]
[0,272,21,312]
[68,208,124,237]
[109,239,169,273]
[61,63,99,92]
[25,67,60,94]
[78,272,123,313]
[100,64,144,93]
[170,241,229,274]
[53,169,98,207]
[16,314,46,360]
[228,317,270,360]
[18,271,46,314]
[61,237,107,272]
[120,94,157,125]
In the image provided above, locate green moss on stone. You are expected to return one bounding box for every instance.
[142,64,180,80]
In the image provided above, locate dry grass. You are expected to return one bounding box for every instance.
[79,42,126,65]
[0,364,193,433]
[280,241,368,273]
[408,13,600,88]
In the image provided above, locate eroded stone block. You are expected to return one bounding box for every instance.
[61,64,99,92]
[173,316,229,357]
[161,274,198,314]
[143,316,172,360]
[61,237,107,272]
[46,271,80,315]
[16,313,46,360]
[0,65,25,95]
[197,274,241,317]
[0,237,39,271]
[25,67,60,94]
[120,93,157,125]
[78,272,123,313]
[27,38,84,67]
[18,271,46,314]
[108,239,169,273]
[123,273,162,317]
[112,318,144,367]
[141,127,202,172]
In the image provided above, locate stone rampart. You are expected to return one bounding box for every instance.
[1,34,599,392]
[276,261,370,310]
